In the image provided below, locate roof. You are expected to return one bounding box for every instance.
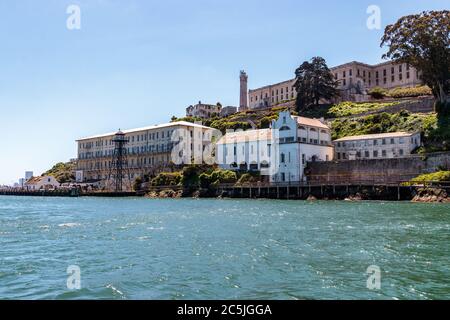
[217,129,273,144]
[334,131,418,142]
[77,121,212,141]
[294,116,329,130]
[25,176,55,185]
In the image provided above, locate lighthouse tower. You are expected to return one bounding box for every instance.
[239,70,248,111]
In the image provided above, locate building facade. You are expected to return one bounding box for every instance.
[186,102,222,118]
[333,132,421,161]
[76,121,214,184]
[216,111,334,183]
[271,111,334,183]
[247,60,422,109]
[248,79,297,110]
[219,106,238,117]
[25,176,60,190]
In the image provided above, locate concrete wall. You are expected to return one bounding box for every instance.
[306,152,450,184]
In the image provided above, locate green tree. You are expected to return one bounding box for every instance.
[381,10,450,108]
[293,57,338,112]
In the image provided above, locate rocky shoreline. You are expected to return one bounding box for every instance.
[144,186,449,202]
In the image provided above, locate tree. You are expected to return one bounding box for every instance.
[381,10,450,108]
[293,57,338,112]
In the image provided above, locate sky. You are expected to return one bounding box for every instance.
[0,0,448,185]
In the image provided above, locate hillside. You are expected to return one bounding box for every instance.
[42,161,76,183]
[173,98,447,153]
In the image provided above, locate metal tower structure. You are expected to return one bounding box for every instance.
[107,130,131,192]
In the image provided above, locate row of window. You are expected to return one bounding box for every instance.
[337,64,411,79]
[81,155,171,170]
[79,144,175,159]
[337,149,405,159]
[336,137,417,148]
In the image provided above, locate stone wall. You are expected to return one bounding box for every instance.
[306,152,450,184]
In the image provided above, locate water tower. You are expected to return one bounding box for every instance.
[107,130,131,192]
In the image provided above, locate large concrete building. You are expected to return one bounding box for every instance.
[247,60,422,109]
[216,110,334,183]
[76,121,214,185]
[333,132,421,161]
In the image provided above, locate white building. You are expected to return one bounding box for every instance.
[25,176,60,190]
[333,132,421,160]
[216,128,277,175]
[271,111,334,183]
[216,111,334,183]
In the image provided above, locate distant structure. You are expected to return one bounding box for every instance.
[247,60,423,109]
[219,106,238,117]
[186,101,221,119]
[239,71,248,111]
[107,130,131,192]
[25,171,33,181]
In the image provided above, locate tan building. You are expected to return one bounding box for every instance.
[247,60,422,109]
[76,121,214,184]
[333,132,421,161]
[331,61,422,95]
[249,79,297,109]
[186,102,222,118]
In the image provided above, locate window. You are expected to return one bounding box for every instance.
[399,149,404,156]
[337,153,341,160]
[382,139,386,145]
[382,150,387,157]
[281,153,285,163]
[390,138,395,144]
[302,154,306,165]
[365,151,370,158]
[373,139,378,145]
[373,150,378,158]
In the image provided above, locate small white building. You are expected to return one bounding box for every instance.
[271,111,334,183]
[25,176,60,191]
[334,132,421,160]
[216,111,334,183]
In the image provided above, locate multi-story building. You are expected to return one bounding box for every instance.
[186,102,222,118]
[248,79,297,109]
[333,132,421,161]
[216,111,334,183]
[331,61,422,93]
[247,60,422,109]
[76,121,214,184]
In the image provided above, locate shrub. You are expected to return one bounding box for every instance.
[409,171,450,184]
[151,172,182,186]
[235,172,261,186]
[387,85,432,98]
[133,177,143,191]
[327,101,399,118]
[199,169,237,188]
[368,87,388,99]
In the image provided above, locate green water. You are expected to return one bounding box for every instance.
[0,196,449,300]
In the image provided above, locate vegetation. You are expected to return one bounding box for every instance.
[327,101,400,118]
[409,171,450,184]
[199,169,237,188]
[294,57,339,112]
[387,85,433,98]
[151,172,182,186]
[235,172,261,186]
[331,110,449,152]
[133,177,142,191]
[368,87,388,99]
[42,161,76,183]
[172,106,297,133]
[381,10,450,108]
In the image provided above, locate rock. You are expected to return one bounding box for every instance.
[306,195,317,201]
[411,187,449,203]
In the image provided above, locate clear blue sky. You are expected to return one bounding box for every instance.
[0,0,447,185]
